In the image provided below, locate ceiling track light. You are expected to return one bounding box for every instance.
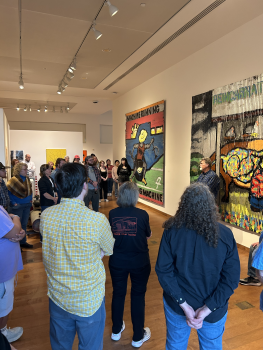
[92,26,103,40]
[65,107,68,113]
[37,107,41,112]
[16,104,20,111]
[68,58,77,73]
[66,104,70,111]
[57,87,62,94]
[60,107,63,113]
[44,105,48,112]
[62,80,68,88]
[105,0,119,17]
[24,106,27,111]
[19,75,24,89]
[29,105,32,112]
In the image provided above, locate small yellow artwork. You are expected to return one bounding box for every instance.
[46,149,66,166]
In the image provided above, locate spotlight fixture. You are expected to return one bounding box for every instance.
[92,25,102,40]
[60,107,63,113]
[105,0,119,17]
[69,58,77,71]
[66,105,70,111]
[62,80,68,88]
[67,72,74,80]
[16,104,20,111]
[37,107,41,112]
[29,105,32,112]
[24,106,27,112]
[18,75,24,89]
[65,107,68,113]
[57,87,62,94]
[44,105,48,113]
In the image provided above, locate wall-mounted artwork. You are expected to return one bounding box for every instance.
[126,100,165,206]
[10,150,23,162]
[83,150,87,162]
[46,149,66,166]
[191,73,263,233]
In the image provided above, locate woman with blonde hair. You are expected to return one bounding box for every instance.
[7,162,33,248]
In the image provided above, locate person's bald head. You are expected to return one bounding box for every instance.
[25,154,31,162]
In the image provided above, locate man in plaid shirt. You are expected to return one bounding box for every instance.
[40,163,114,350]
[0,163,10,211]
[84,155,101,212]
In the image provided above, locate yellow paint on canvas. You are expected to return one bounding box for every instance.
[46,149,66,166]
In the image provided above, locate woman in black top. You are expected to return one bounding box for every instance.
[99,160,108,202]
[108,182,152,347]
[117,157,131,184]
[38,164,57,211]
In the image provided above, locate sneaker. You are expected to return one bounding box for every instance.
[239,276,261,286]
[1,326,23,343]
[111,321,125,341]
[105,199,109,202]
[132,328,151,348]
[99,200,101,203]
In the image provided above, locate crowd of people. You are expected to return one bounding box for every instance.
[0,156,263,350]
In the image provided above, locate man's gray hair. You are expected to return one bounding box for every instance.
[116,181,139,208]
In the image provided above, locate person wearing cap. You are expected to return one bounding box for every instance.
[0,163,10,211]
[84,155,101,212]
[73,155,81,163]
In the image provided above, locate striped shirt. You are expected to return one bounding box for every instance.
[40,198,115,317]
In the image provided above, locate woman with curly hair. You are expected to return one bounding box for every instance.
[155,183,240,350]
[7,162,33,249]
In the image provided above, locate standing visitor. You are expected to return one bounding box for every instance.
[7,163,33,249]
[40,163,115,350]
[109,182,152,347]
[155,183,240,350]
[84,155,101,212]
[117,158,131,185]
[99,161,108,202]
[251,238,263,312]
[64,156,70,163]
[0,163,10,211]
[106,159,114,197]
[24,154,35,179]
[73,155,81,163]
[0,206,25,346]
[196,158,220,200]
[112,160,120,198]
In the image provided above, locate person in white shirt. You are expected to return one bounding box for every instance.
[24,154,36,179]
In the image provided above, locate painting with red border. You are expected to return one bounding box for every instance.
[126,100,165,206]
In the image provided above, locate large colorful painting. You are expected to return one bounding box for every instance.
[191,73,263,233]
[126,100,165,206]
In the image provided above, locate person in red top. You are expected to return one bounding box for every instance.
[106,159,114,197]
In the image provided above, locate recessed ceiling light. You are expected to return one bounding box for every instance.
[141,3,146,7]
[102,48,111,53]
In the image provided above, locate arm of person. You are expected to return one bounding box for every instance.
[144,211,152,239]
[3,215,21,239]
[105,169,108,181]
[98,215,115,256]
[204,235,240,312]
[155,229,186,305]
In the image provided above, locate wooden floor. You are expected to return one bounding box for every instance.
[9,198,263,350]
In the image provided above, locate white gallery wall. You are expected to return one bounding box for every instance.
[0,108,10,168]
[10,130,83,181]
[112,13,263,247]
[6,110,113,163]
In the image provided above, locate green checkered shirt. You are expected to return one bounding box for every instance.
[40,198,114,317]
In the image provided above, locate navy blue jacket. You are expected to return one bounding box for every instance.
[155,222,240,323]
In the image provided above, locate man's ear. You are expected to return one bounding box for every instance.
[83,181,88,192]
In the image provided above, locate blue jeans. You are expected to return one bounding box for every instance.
[49,298,106,350]
[107,178,113,194]
[9,202,31,244]
[163,298,227,350]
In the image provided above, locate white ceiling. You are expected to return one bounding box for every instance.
[1,0,263,118]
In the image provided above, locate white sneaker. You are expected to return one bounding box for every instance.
[131,328,151,348]
[1,326,23,343]
[99,200,101,203]
[105,199,109,202]
[111,321,125,341]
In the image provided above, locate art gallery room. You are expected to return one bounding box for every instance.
[2,0,263,349]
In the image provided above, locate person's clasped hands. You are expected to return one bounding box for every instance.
[180,301,212,329]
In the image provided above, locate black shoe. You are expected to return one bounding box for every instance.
[20,242,33,249]
[239,276,261,286]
